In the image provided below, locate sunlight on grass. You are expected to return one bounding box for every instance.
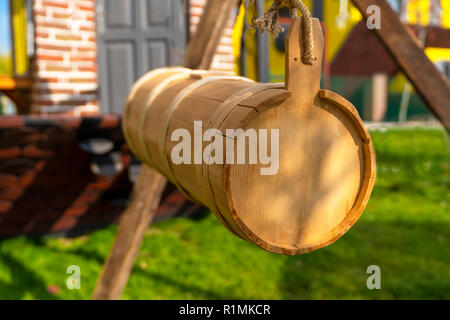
[0,128,448,299]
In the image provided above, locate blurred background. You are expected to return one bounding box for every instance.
[0,0,448,300]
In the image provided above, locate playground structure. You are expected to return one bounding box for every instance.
[94,0,449,299]
[121,13,376,254]
[242,0,450,121]
[0,0,448,300]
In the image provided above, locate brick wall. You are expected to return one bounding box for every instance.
[190,0,237,73]
[30,0,237,115]
[32,0,99,116]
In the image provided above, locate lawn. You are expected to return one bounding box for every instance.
[0,127,448,300]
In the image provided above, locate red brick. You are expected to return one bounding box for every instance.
[0,116,24,128]
[35,21,70,31]
[52,12,73,19]
[42,64,74,72]
[20,171,37,187]
[0,174,19,188]
[22,144,53,159]
[33,8,47,17]
[87,180,113,191]
[35,161,47,171]
[63,205,89,217]
[36,32,50,39]
[55,34,83,41]
[79,26,95,32]
[0,200,12,214]
[75,191,101,204]
[0,147,21,159]
[78,66,97,72]
[68,78,97,84]
[2,130,45,145]
[37,43,72,52]
[78,4,95,12]
[0,187,24,201]
[42,1,69,9]
[50,217,79,232]
[69,55,96,62]
[36,54,64,62]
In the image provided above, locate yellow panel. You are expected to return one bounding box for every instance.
[442,0,450,28]
[425,47,450,63]
[407,0,430,26]
[12,0,28,75]
[242,0,450,82]
[233,2,246,75]
[324,0,361,62]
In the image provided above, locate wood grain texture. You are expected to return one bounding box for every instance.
[351,0,450,130]
[123,18,376,254]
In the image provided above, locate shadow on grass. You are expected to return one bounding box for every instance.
[278,220,450,300]
[132,272,242,300]
[0,251,58,300]
[35,239,242,300]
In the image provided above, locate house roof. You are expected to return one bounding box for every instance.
[330,22,450,76]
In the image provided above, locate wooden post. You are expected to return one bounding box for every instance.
[91,169,167,299]
[92,0,239,300]
[183,0,239,70]
[351,0,450,130]
[370,73,388,122]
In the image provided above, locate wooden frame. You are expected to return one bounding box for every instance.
[351,0,450,130]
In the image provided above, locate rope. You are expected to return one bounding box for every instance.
[252,0,317,65]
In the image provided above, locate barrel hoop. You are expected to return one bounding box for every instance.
[123,67,189,158]
[160,75,254,204]
[222,89,376,255]
[202,84,285,239]
[137,70,200,166]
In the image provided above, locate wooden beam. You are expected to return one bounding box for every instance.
[183,0,239,69]
[0,76,32,90]
[351,0,450,130]
[419,25,450,48]
[370,73,388,121]
[91,170,167,300]
[92,0,238,300]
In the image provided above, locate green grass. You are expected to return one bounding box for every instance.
[0,128,448,300]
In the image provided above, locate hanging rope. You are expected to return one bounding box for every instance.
[252,0,317,65]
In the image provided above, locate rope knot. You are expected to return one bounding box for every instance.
[252,0,317,65]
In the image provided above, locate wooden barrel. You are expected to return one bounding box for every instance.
[123,18,376,254]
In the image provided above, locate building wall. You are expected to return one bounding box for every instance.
[31,0,99,115]
[30,0,238,115]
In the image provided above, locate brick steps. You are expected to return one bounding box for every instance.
[0,115,201,238]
